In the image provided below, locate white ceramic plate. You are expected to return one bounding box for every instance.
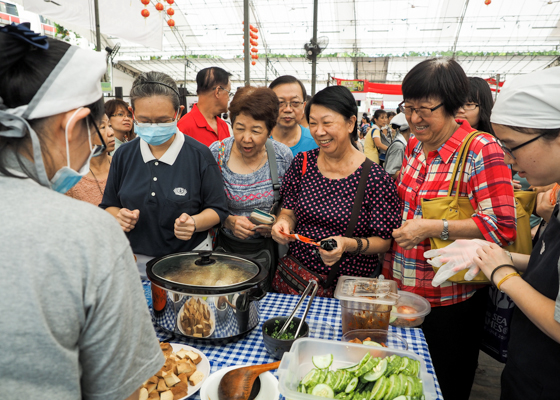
[199,365,280,400]
[169,343,211,399]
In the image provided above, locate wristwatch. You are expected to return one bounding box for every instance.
[440,219,449,241]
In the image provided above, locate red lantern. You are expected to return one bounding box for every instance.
[250,39,257,46]
[141,8,150,18]
[252,27,259,33]
[155,2,164,11]
[250,24,255,30]
[251,48,258,53]
[485,0,491,4]
[141,0,149,5]
[250,32,257,39]
[166,0,174,4]
[251,61,256,66]
[167,7,174,16]
[167,18,175,27]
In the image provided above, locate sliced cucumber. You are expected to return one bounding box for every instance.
[405,376,415,396]
[355,356,377,377]
[397,357,409,374]
[385,374,399,399]
[346,376,359,393]
[317,368,328,384]
[311,383,335,397]
[362,358,387,382]
[368,375,385,400]
[301,368,319,385]
[389,306,398,323]
[324,370,336,387]
[313,354,334,369]
[386,355,402,377]
[362,340,383,347]
[392,396,407,400]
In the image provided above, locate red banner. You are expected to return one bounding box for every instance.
[334,78,402,95]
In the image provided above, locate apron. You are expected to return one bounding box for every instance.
[501,203,560,400]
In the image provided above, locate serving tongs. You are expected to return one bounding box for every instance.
[276,280,319,339]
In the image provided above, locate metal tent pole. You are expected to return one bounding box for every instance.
[244,0,250,86]
[495,74,500,101]
[311,0,318,95]
[93,0,101,52]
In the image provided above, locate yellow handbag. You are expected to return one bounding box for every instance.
[421,131,537,284]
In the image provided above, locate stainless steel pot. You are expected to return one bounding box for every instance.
[146,251,268,344]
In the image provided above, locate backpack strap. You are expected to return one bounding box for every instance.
[265,139,280,206]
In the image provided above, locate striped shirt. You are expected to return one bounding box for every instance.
[383,119,516,307]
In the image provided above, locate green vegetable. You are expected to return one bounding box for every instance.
[268,319,304,340]
[312,383,335,397]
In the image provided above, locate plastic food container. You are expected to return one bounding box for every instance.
[277,338,438,400]
[334,276,399,333]
[390,290,431,328]
[342,329,408,351]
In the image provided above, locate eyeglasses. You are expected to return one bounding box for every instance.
[111,112,132,119]
[399,101,444,118]
[88,115,107,157]
[217,86,234,98]
[132,109,179,125]
[279,100,303,110]
[462,103,479,111]
[497,133,545,160]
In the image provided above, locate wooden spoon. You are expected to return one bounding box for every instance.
[218,361,281,400]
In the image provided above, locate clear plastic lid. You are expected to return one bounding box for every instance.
[334,275,399,306]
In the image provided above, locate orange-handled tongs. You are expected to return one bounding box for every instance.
[279,231,320,246]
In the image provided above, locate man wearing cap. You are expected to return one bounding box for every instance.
[384,112,411,179]
[178,67,232,146]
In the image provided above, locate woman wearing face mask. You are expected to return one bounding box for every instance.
[66,113,115,205]
[100,71,229,276]
[0,23,163,400]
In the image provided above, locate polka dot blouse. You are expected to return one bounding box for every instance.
[281,149,402,279]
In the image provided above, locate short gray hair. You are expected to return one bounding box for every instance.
[130,71,180,110]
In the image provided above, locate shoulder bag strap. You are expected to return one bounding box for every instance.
[265,139,280,204]
[447,131,482,196]
[324,158,374,288]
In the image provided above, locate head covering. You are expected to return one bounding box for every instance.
[0,23,106,187]
[491,66,560,129]
[390,112,409,131]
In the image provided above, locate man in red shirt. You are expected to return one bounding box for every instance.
[178,67,232,146]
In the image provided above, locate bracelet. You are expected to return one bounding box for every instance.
[191,216,197,232]
[361,237,370,254]
[490,264,517,287]
[351,238,363,255]
[497,272,521,292]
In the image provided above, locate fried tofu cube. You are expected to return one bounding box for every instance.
[203,327,211,337]
[156,378,169,392]
[185,326,192,335]
[155,369,165,378]
[176,349,189,360]
[162,358,177,373]
[139,388,149,400]
[145,383,157,394]
[178,373,190,386]
[147,376,159,384]
[163,372,181,388]
[170,382,189,400]
[188,370,205,386]
[185,351,201,365]
[159,342,173,358]
[148,390,159,400]
[160,390,174,400]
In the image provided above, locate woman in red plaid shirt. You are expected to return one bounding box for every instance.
[382,59,516,400]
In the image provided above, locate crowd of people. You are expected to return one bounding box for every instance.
[1,22,560,400]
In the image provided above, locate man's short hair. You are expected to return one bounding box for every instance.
[269,75,307,99]
[196,67,232,95]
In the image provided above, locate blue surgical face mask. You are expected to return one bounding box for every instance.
[135,114,178,146]
[50,107,94,193]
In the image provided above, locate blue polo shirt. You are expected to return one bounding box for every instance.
[289,125,318,156]
[100,133,229,258]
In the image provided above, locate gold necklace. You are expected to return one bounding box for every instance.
[241,150,266,173]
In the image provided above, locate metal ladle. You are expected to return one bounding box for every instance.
[276,280,319,339]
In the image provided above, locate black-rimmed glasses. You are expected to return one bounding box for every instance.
[497,134,545,160]
[461,103,479,111]
[399,101,444,118]
[88,115,107,157]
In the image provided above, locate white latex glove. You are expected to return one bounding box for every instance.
[424,239,493,287]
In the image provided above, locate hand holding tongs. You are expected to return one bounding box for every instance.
[276,280,319,339]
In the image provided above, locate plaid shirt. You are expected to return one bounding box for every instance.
[383,120,516,307]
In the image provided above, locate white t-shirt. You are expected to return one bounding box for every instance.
[0,157,164,400]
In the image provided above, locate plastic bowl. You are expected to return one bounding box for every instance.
[389,290,431,328]
[342,329,408,351]
[262,316,309,359]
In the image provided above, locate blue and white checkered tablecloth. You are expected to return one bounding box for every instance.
[142,281,442,400]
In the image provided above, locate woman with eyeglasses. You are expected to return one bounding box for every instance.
[468,68,560,399]
[0,24,163,399]
[456,76,495,134]
[382,58,516,400]
[105,99,135,154]
[66,113,115,205]
[100,71,229,277]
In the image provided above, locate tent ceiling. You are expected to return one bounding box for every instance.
[118,54,558,94]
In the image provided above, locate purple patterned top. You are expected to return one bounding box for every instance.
[281,149,402,278]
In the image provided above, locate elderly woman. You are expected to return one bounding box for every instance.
[105,99,135,154]
[100,71,229,276]
[0,23,162,399]
[382,58,516,400]
[66,113,115,205]
[272,86,401,296]
[433,68,560,399]
[209,87,293,287]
